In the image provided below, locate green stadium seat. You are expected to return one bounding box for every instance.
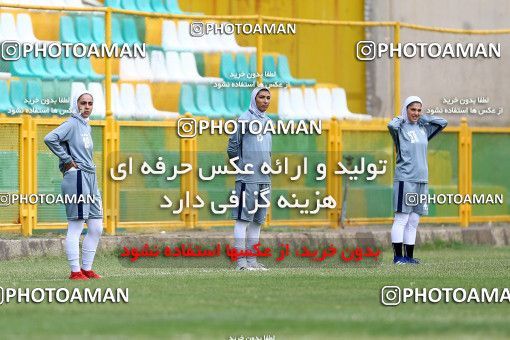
[44,57,71,81]
[60,16,79,43]
[165,0,185,14]
[249,54,285,84]
[277,55,316,86]
[61,56,88,81]
[262,55,286,84]
[105,0,121,8]
[9,80,30,113]
[9,57,34,78]
[195,85,221,119]
[26,79,51,116]
[152,0,167,13]
[179,84,201,115]
[75,17,95,45]
[111,16,126,45]
[51,80,72,115]
[224,87,243,116]
[121,0,137,10]
[121,17,142,45]
[210,88,235,119]
[91,16,106,44]
[27,53,53,80]
[220,53,237,82]
[77,58,104,81]
[164,0,203,15]
[235,53,254,84]
[135,0,154,11]
[239,87,251,111]
[0,80,14,114]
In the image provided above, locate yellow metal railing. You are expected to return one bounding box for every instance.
[0,4,508,235]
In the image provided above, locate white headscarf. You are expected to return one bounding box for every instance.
[248,86,271,118]
[400,95,422,123]
[70,90,93,122]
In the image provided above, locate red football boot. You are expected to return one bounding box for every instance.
[69,271,89,280]
[81,269,102,279]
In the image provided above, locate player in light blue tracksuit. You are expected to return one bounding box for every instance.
[44,90,103,280]
[227,86,272,271]
[388,96,447,264]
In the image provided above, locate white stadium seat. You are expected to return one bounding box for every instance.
[277,88,294,120]
[0,13,20,41]
[161,20,186,52]
[180,52,222,84]
[135,84,179,120]
[165,51,188,82]
[289,88,309,119]
[150,50,170,82]
[119,56,140,81]
[119,83,138,119]
[134,56,153,82]
[316,88,334,119]
[87,82,106,119]
[70,82,87,102]
[303,88,323,120]
[331,87,372,121]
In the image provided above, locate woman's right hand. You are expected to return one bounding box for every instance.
[65,160,78,171]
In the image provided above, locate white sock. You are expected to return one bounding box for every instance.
[233,220,250,268]
[403,212,420,245]
[246,221,262,265]
[65,220,85,272]
[81,218,103,271]
[391,213,410,243]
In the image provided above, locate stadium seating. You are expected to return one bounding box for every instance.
[178,84,201,115]
[10,56,35,78]
[75,16,95,45]
[180,52,222,84]
[26,79,50,115]
[303,87,323,119]
[10,80,30,113]
[60,16,79,43]
[77,58,104,81]
[277,55,316,86]
[223,87,243,116]
[150,50,170,82]
[135,84,179,120]
[316,87,333,119]
[0,13,19,41]
[210,88,236,119]
[61,56,88,81]
[195,84,221,119]
[0,80,14,114]
[165,51,187,81]
[331,88,372,120]
[121,17,142,45]
[27,53,54,80]
[87,82,106,119]
[219,53,237,82]
[91,16,106,44]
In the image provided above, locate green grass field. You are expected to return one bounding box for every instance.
[0,243,509,339]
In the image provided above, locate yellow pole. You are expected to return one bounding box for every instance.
[459,118,470,227]
[103,8,118,235]
[327,119,341,228]
[105,8,112,120]
[256,14,263,85]
[19,115,36,236]
[393,22,401,116]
